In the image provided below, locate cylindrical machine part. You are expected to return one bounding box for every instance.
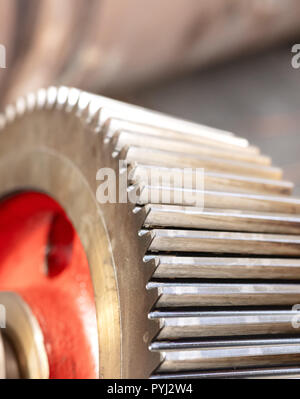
[0,87,300,378]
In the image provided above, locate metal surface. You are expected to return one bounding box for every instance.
[1,333,21,379]
[0,292,48,379]
[151,366,300,379]
[0,87,300,378]
[149,256,300,280]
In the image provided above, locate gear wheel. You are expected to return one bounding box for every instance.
[0,87,300,379]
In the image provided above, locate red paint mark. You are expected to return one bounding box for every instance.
[0,192,99,379]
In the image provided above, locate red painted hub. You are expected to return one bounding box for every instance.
[0,192,99,379]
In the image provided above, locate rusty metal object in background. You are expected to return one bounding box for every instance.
[0,87,300,378]
[2,0,91,104]
[1,0,300,105]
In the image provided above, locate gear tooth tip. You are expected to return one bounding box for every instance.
[5,104,16,122]
[46,86,59,109]
[76,91,92,117]
[25,92,37,112]
[65,87,81,113]
[88,107,102,133]
[16,96,26,116]
[36,88,47,109]
[56,86,70,110]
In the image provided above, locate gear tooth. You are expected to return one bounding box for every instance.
[107,134,127,159]
[65,87,81,113]
[5,104,16,122]
[46,86,59,109]
[15,97,26,116]
[115,144,129,164]
[143,256,160,280]
[56,86,70,110]
[98,130,120,160]
[140,204,152,226]
[143,254,157,264]
[102,118,113,141]
[132,205,148,229]
[76,91,92,118]
[86,100,101,126]
[88,107,102,133]
[80,102,91,122]
[128,182,148,205]
[25,92,37,112]
[97,107,111,131]
[102,116,122,141]
[110,131,122,156]
[138,229,156,253]
[36,88,47,109]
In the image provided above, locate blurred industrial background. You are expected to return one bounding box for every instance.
[131,45,300,195]
[0,0,299,192]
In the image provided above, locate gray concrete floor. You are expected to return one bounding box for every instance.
[130,45,300,195]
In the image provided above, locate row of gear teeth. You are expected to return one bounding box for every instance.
[2,87,300,379]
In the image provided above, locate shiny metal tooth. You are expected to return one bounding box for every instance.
[203,171,293,196]
[157,344,300,372]
[153,314,299,339]
[129,164,293,196]
[149,256,300,280]
[99,108,242,144]
[25,92,37,112]
[142,204,300,234]
[151,366,300,379]
[56,86,71,110]
[151,336,300,351]
[85,98,246,146]
[4,104,16,122]
[104,118,260,155]
[65,87,81,113]
[95,109,252,147]
[125,146,282,180]
[113,131,269,165]
[36,88,47,109]
[148,282,300,307]
[46,87,59,109]
[15,97,26,116]
[149,308,298,319]
[136,185,300,213]
[146,229,300,256]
